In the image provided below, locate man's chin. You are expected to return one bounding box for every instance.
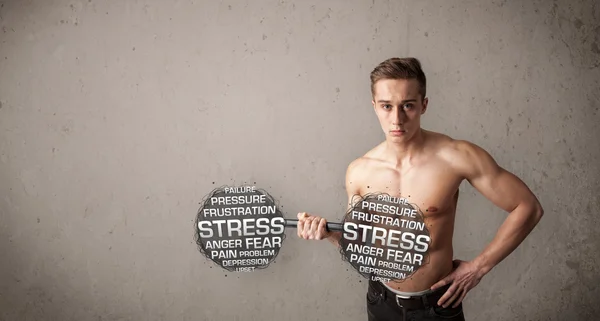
[387,133,410,141]
[386,137,407,144]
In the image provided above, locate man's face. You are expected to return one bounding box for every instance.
[371,78,428,143]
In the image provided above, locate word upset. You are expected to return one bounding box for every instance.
[339,193,431,283]
[195,185,285,272]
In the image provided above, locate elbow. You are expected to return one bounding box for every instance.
[532,202,544,224]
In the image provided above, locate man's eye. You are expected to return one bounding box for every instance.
[383,104,392,109]
[404,104,414,109]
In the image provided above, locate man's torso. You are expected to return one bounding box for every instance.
[348,130,466,292]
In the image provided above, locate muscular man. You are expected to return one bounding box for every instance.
[296,57,543,320]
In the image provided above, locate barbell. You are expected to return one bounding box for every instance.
[194,185,431,283]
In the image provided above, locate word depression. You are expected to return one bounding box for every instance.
[340,194,431,283]
[196,186,285,272]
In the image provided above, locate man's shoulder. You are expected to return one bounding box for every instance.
[346,155,376,177]
[343,148,382,186]
[427,131,499,177]
[425,130,486,158]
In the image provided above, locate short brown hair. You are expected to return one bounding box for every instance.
[369,57,427,100]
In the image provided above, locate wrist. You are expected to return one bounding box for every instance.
[472,255,493,277]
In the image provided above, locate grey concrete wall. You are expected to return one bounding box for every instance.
[0,0,598,320]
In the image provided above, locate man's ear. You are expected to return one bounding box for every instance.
[421,97,429,114]
[372,100,376,110]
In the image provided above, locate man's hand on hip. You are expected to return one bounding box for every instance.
[430,259,485,308]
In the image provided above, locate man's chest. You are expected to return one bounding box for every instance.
[358,163,462,216]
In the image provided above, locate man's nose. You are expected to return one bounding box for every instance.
[392,107,407,124]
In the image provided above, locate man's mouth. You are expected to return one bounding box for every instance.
[389,129,406,136]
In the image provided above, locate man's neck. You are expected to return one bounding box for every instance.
[383,129,426,167]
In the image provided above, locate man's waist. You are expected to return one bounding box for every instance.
[370,279,451,310]
[382,281,433,298]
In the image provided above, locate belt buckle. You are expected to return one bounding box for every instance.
[395,294,411,307]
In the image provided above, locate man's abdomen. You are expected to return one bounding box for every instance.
[384,245,454,293]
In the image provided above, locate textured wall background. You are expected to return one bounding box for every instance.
[0,0,598,320]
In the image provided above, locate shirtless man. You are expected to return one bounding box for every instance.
[296,57,544,320]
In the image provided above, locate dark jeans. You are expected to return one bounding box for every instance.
[366,279,466,321]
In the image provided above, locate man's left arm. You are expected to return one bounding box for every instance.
[432,140,544,308]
